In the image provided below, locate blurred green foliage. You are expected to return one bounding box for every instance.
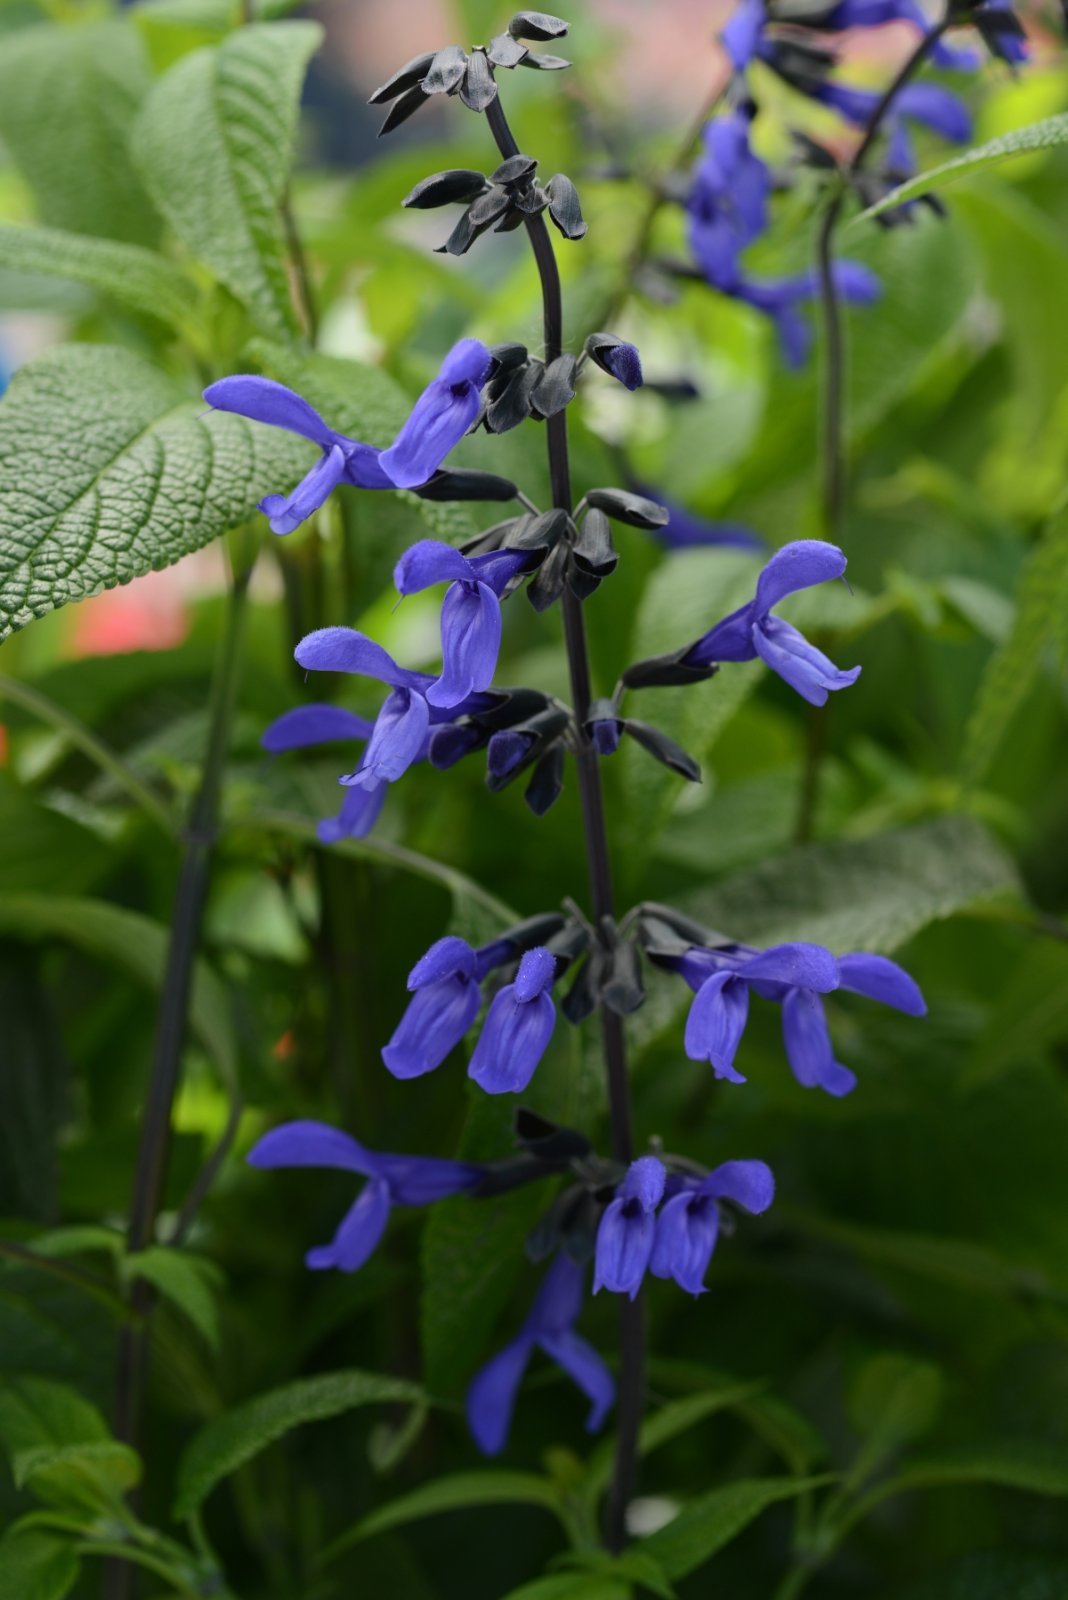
[0,1,1068,1596]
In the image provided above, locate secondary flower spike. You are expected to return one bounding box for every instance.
[247,1120,481,1273]
[203,339,492,534]
[651,1159,774,1296]
[594,1155,666,1299]
[467,1254,615,1456]
[468,946,558,1094]
[685,540,862,705]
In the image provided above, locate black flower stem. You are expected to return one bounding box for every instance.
[107,561,251,1600]
[817,15,952,535]
[485,93,641,1555]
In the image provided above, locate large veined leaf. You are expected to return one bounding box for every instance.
[0,20,157,245]
[173,1369,424,1519]
[684,815,1020,953]
[0,892,237,1085]
[641,1475,831,1581]
[0,343,311,640]
[963,506,1068,780]
[0,224,197,331]
[132,21,323,338]
[855,112,1068,222]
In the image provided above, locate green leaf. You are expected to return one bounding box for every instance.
[641,1475,831,1581]
[0,224,197,330]
[849,1355,943,1453]
[0,1530,78,1600]
[685,816,1020,953]
[0,1377,140,1509]
[892,1438,1068,1497]
[0,20,157,245]
[325,1470,566,1562]
[0,893,237,1086]
[132,22,323,337]
[173,1369,424,1519]
[963,506,1068,780]
[0,343,310,640]
[124,1248,222,1350]
[584,1382,765,1500]
[854,112,1068,222]
[499,1578,631,1600]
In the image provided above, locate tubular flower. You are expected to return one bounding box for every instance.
[247,1120,481,1273]
[203,338,492,534]
[685,539,862,705]
[681,942,840,1082]
[381,934,514,1080]
[775,951,927,1095]
[593,1156,666,1299]
[469,946,558,1094]
[467,1254,615,1455]
[394,541,534,709]
[651,1159,775,1295]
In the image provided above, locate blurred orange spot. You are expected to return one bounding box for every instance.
[69,569,191,658]
[273,1029,297,1062]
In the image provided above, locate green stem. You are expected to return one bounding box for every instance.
[0,675,174,837]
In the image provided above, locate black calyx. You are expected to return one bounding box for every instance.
[621,645,719,690]
[562,915,646,1024]
[635,901,736,960]
[544,172,587,239]
[414,469,519,502]
[402,169,490,209]
[570,508,616,599]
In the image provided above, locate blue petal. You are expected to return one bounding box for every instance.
[426,581,502,710]
[527,1252,585,1335]
[832,260,882,306]
[753,616,861,706]
[649,1191,718,1295]
[754,540,847,615]
[438,337,494,387]
[408,935,478,989]
[377,1151,482,1205]
[394,540,476,595]
[204,375,340,448]
[685,602,759,668]
[342,442,394,489]
[469,549,535,596]
[487,730,532,781]
[700,1158,775,1213]
[262,703,375,752]
[896,82,972,143]
[837,953,927,1015]
[593,1198,656,1299]
[603,341,644,391]
[514,946,557,1003]
[317,779,387,843]
[590,718,622,755]
[468,986,555,1094]
[260,444,348,536]
[742,941,840,994]
[306,1179,391,1272]
[345,688,429,786]
[539,1331,616,1431]
[381,972,481,1080]
[782,988,855,1094]
[621,1155,666,1211]
[466,1335,534,1456]
[720,0,766,68]
[247,1119,379,1175]
[684,972,750,1082]
[295,627,431,691]
[379,340,492,490]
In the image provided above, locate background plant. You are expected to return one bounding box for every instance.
[1,1,1068,1598]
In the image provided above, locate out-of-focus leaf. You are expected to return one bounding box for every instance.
[641,1475,831,1580]
[854,112,1068,221]
[0,950,65,1219]
[584,1382,765,1499]
[173,1369,424,1519]
[686,816,1020,952]
[0,893,236,1085]
[0,223,196,330]
[132,22,322,337]
[325,1469,566,1560]
[963,506,1068,780]
[0,1530,78,1600]
[0,1377,140,1509]
[0,20,157,244]
[890,1438,1068,1497]
[499,1578,631,1600]
[124,1248,222,1350]
[0,344,310,640]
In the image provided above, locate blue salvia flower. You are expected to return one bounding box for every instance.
[466,1254,615,1455]
[684,539,862,704]
[261,703,385,843]
[247,1120,481,1272]
[469,946,558,1094]
[815,80,972,178]
[593,1156,666,1299]
[651,1160,774,1296]
[393,541,534,709]
[821,0,981,68]
[767,951,927,1095]
[203,338,492,534]
[382,934,511,1080]
[735,265,881,367]
[680,943,840,1082]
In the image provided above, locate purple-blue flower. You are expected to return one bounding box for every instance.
[736,263,881,368]
[467,1254,615,1455]
[721,0,767,69]
[687,108,771,290]
[261,702,386,843]
[203,338,492,535]
[685,540,862,705]
[394,542,532,709]
[468,946,558,1094]
[247,1120,481,1273]
[681,943,840,1082]
[381,934,518,1080]
[593,1156,666,1299]
[651,1159,774,1296]
[816,80,971,178]
[778,951,927,1096]
[822,0,980,68]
